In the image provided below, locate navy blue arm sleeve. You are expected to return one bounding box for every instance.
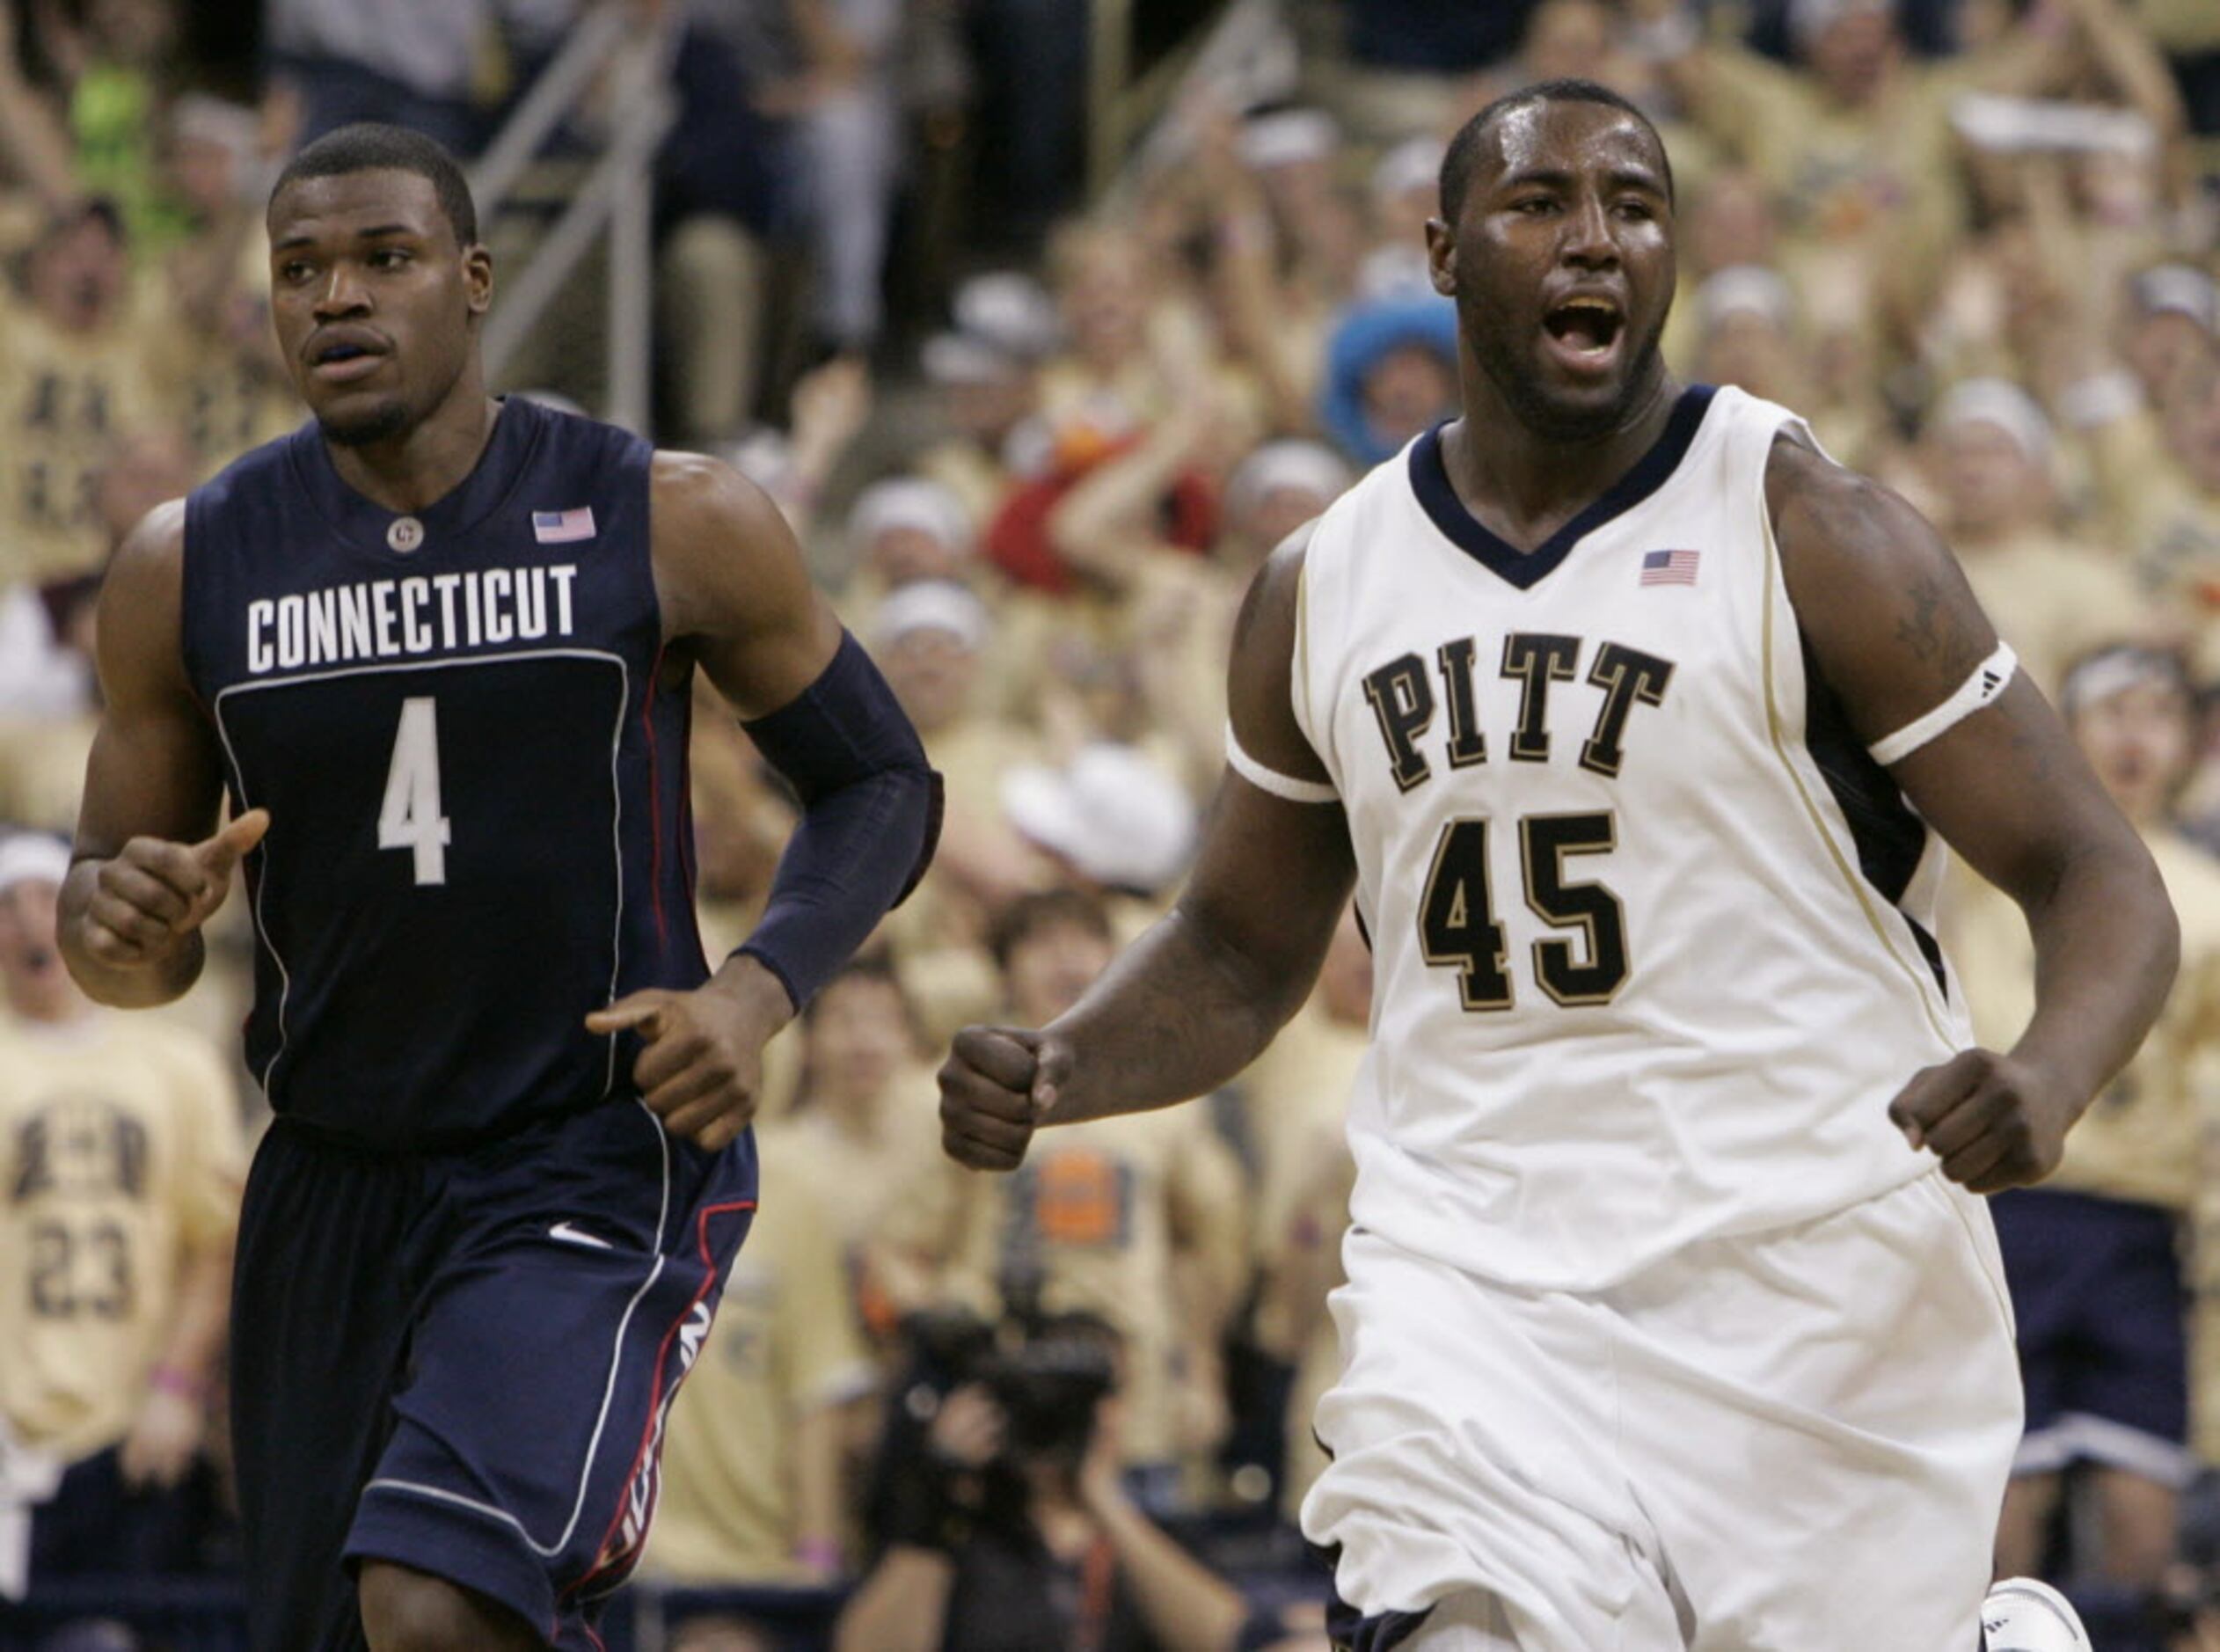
[733,630,942,1010]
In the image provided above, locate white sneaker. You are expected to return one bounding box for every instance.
[1981,1578,2092,1651]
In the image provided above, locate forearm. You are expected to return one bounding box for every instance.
[832,1548,954,1652]
[2012,839,2179,1107]
[1089,1494,1248,1652]
[1042,904,1307,1126]
[735,631,940,1010]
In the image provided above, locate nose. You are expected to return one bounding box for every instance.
[1561,193,1618,269]
[313,262,369,319]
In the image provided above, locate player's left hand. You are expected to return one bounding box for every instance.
[120,1385,204,1491]
[1887,1047,2078,1194]
[586,958,793,1151]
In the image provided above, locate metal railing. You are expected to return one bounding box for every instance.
[471,3,679,436]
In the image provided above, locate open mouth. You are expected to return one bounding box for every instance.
[1542,297,1624,369]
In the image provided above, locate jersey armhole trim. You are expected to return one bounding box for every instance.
[1866,643,2018,768]
[1225,722,1339,805]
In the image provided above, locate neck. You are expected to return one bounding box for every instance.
[1440,363,1678,551]
[325,371,500,515]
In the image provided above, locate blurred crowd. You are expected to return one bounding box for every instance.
[4,0,2220,1648]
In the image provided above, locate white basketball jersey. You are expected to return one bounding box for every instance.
[1293,384,1971,1290]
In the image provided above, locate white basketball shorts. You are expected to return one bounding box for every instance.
[1302,1171,2023,1650]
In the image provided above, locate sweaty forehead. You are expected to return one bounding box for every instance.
[268,169,448,242]
[1484,101,1667,189]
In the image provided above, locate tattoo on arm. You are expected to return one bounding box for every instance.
[1894,572,1988,680]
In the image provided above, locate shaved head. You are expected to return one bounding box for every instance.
[1441,78,1672,223]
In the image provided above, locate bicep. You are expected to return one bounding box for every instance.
[1773,442,2130,903]
[1180,534,1355,990]
[73,505,224,860]
[1888,676,2126,907]
[652,451,843,718]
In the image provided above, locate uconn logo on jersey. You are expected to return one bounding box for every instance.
[244,564,581,676]
[1362,631,1676,790]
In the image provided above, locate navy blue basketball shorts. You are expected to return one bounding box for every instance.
[229,1100,757,1650]
[1990,1186,2192,1488]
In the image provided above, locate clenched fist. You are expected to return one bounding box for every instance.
[938,1025,1073,1171]
[1888,1047,2078,1194]
[77,808,269,969]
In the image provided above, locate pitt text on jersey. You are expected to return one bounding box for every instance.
[243,563,581,676]
[1362,631,1677,791]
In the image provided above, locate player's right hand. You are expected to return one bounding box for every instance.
[79,809,269,967]
[938,1024,1072,1171]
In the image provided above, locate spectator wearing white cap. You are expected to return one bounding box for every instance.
[1220,441,1353,579]
[1922,376,2153,693]
[1693,265,1811,408]
[2120,265,2217,406]
[843,476,977,597]
[0,830,245,1592]
[1353,135,1445,304]
[870,580,1043,1039]
[1234,107,1362,306]
[1001,742,1197,914]
[912,273,1059,530]
[2062,299,2220,672]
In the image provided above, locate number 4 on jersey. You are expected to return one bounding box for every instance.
[378,696,452,885]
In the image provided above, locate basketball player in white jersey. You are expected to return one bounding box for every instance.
[938,79,2173,1651]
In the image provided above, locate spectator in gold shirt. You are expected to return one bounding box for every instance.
[1923,377,2154,694]
[0,201,177,586]
[1946,646,2220,1611]
[0,831,242,1595]
[926,890,1246,1496]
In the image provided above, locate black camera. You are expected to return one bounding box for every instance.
[979,1319,1119,1464]
[896,1305,1121,1465]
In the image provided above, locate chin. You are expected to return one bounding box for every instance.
[316,396,417,448]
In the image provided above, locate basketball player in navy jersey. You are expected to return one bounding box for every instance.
[56,126,938,1650]
[940,82,2169,1650]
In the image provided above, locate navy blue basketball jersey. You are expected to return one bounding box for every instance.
[179,398,707,1150]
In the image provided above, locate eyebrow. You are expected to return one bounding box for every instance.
[270,223,424,253]
[1495,165,1668,197]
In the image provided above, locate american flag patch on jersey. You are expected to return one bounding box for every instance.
[1639,548,1700,586]
[532,507,597,544]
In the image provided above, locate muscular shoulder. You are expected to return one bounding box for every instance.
[113,497,187,581]
[1233,521,1316,652]
[647,449,813,644]
[650,449,789,543]
[1228,521,1325,782]
[1763,430,1998,740]
[1763,430,1934,570]
[96,501,192,688]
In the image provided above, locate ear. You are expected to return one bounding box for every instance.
[1425,217,1457,299]
[462,243,494,318]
